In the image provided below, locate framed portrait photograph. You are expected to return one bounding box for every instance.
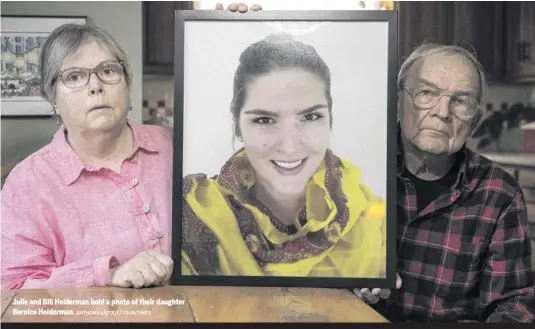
[172,10,398,289]
[1,15,87,117]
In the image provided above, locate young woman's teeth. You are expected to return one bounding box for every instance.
[274,160,303,169]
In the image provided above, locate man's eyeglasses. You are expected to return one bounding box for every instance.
[57,60,124,89]
[401,85,480,121]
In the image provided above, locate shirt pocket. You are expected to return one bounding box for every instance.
[434,238,483,303]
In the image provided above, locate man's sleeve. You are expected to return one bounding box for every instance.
[481,187,535,322]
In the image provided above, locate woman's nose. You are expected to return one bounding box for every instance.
[276,124,303,153]
[88,74,104,95]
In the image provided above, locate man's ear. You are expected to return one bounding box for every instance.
[396,91,403,122]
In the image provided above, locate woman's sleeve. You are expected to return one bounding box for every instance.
[181,174,220,276]
[180,174,200,277]
[359,183,388,277]
[181,251,198,275]
[1,180,118,289]
[380,205,387,277]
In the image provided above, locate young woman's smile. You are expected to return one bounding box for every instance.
[271,157,308,175]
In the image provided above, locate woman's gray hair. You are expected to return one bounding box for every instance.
[397,42,487,103]
[39,23,133,103]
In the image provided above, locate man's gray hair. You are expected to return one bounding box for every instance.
[397,43,487,103]
[39,23,133,103]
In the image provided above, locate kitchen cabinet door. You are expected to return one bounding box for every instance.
[504,1,535,83]
[451,2,505,83]
[143,1,194,76]
[397,1,454,68]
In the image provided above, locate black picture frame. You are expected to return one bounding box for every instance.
[172,9,398,289]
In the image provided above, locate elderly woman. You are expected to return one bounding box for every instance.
[1,4,261,290]
[181,34,387,278]
[0,23,176,289]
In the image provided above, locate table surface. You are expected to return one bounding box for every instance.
[480,152,535,169]
[1,286,388,323]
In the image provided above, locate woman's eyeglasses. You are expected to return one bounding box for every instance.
[57,60,124,89]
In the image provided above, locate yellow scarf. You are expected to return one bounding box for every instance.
[181,149,386,278]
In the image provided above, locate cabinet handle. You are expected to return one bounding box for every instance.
[518,42,531,62]
[518,41,526,62]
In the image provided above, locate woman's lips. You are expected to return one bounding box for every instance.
[271,158,307,176]
[90,105,112,111]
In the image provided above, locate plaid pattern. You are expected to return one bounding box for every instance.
[378,131,535,322]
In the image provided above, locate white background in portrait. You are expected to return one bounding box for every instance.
[182,21,389,199]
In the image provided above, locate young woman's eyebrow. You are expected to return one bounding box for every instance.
[243,104,328,116]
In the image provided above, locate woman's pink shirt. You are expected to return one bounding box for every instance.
[1,121,173,289]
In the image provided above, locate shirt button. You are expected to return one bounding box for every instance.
[155,232,163,239]
[131,157,137,163]
[131,178,138,187]
[143,205,150,214]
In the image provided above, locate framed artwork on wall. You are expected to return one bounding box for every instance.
[172,9,398,289]
[1,15,87,118]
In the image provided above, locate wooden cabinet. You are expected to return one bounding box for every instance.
[398,1,535,84]
[397,1,453,67]
[143,1,193,75]
[504,1,535,83]
[142,2,535,83]
[451,2,505,82]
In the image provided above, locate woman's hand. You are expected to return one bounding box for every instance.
[353,273,402,304]
[110,251,174,288]
[215,3,263,12]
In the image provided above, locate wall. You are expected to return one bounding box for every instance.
[1,1,142,168]
[483,84,535,106]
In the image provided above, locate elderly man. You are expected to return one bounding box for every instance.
[356,43,535,322]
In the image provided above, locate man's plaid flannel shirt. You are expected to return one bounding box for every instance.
[375,133,535,322]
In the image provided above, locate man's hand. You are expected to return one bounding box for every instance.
[110,251,174,288]
[353,273,402,304]
[215,3,263,12]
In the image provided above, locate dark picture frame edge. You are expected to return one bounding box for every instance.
[172,9,398,289]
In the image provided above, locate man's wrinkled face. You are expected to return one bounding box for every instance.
[399,53,480,155]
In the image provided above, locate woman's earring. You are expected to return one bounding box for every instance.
[129,105,132,111]
[54,107,61,125]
